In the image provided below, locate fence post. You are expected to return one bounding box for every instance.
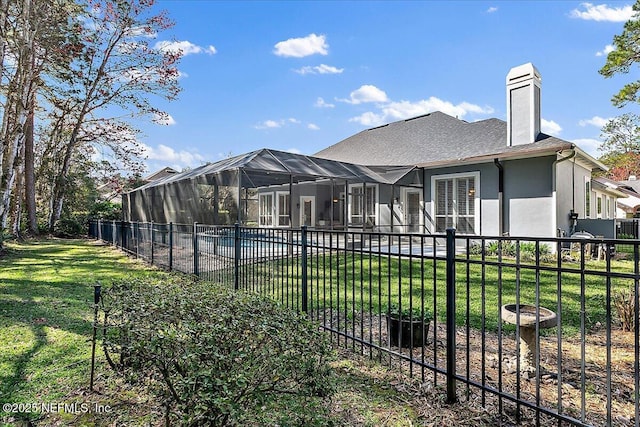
[301,225,308,313]
[234,223,240,290]
[446,227,457,403]
[121,220,126,250]
[193,222,199,276]
[89,283,101,391]
[150,221,154,265]
[135,222,139,259]
[97,219,102,241]
[112,220,116,247]
[169,222,173,271]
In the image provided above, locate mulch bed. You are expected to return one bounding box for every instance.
[316,309,637,426]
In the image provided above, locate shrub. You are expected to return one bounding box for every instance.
[613,286,636,332]
[479,240,553,263]
[101,275,336,426]
[386,302,432,321]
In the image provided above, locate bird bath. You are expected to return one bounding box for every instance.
[501,304,557,374]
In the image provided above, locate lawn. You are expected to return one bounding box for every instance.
[0,239,162,425]
[239,249,637,335]
[0,238,499,426]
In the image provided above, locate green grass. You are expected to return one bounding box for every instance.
[0,239,165,425]
[241,251,637,335]
[0,238,498,426]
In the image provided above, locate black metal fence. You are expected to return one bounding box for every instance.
[89,219,640,427]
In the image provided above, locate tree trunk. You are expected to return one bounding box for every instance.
[24,94,37,234]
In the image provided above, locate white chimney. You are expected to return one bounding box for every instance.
[506,63,541,146]
[630,175,637,181]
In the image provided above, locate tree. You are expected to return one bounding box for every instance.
[598,113,640,180]
[599,1,640,106]
[42,0,181,232]
[0,0,80,235]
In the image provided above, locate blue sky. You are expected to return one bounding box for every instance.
[137,1,639,173]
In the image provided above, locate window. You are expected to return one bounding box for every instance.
[349,184,377,226]
[607,196,612,219]
[597,196,602,218]
[259,193,273,226]
[432,172,479,234]
[277,192,290,227]
[585,181,591,218]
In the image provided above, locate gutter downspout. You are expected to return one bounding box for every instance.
[494,159,504,236]
[552,149,576,237]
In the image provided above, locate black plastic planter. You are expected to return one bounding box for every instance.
[387,315,429,347]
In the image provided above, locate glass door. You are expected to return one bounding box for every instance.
[300,196,315,227]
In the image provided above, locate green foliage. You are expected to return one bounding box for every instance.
[599,1,640,106]
[101,276,336,426]
[387,302,431,321]
[599,113,640,154]
[470,240,551,262]
[89,200,122,220]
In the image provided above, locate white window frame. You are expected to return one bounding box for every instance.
[430,171,480,235]
[584,178,592,219]
[258,192,274,227]
[275,191,290,227]
[348,183,378,227]
[607,196,613,219]
[597,195,603,219]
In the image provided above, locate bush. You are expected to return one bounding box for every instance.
[613,286,636,332]
[476,240,552,262]
[101,275,335,426]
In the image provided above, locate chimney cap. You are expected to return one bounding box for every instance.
[506,62,541,85]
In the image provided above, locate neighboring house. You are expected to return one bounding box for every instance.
[144,166,178,183]
[590,176,635,219]
[316,63,608,238]
[124,63,614,239]
[97,180,123,204]
[598,176,640,218]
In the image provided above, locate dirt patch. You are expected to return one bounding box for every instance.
[314,309,637,426]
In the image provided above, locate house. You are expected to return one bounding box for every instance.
[124,63,615,239]
[315,63,610,238]
[144,166,178,183]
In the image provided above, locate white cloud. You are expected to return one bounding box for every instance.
[155,40,217,56]
[573,138,602,156]
[596,44,615,56]
[254,118,301,130]
[315,97,335,108]
[487,6,498,13]
[140,143,205,167]
[570,3,635,22]
[349,111,385,127]
[579,115,611,127]
[126,26,157,38]
[273,33,328,58]
[541,118,562,135]
[294,64,344,75]
[286,148,303,154]
[340,85,389,105]
[255,119,284,129]
[308,123,320,130]
[349,97,494,126]
[152,112,176,126]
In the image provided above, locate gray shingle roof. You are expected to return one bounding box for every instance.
[314,111,573,167]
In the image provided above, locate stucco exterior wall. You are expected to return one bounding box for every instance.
[556,159,591,236]
[502,156,555,238]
